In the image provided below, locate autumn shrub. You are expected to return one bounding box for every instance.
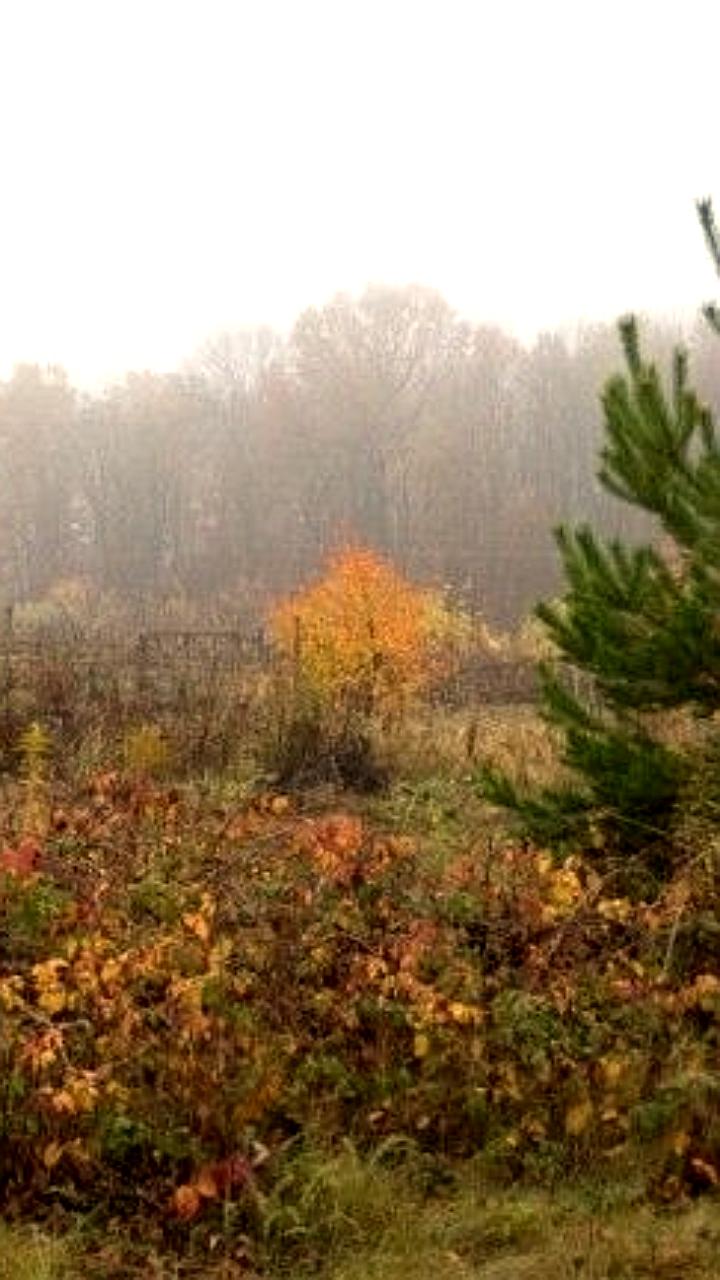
[1,766,720,1241]
[266,546,465,788]
[271,547,439,714]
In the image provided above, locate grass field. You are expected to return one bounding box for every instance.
[3,1164,720,1279]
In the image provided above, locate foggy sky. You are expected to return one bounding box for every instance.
[1,0,717,385]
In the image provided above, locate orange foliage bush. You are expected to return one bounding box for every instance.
[270,545,440,716]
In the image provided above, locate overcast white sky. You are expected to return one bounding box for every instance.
[0,0,718,385]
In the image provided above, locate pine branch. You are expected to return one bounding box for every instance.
[697,199,720,332]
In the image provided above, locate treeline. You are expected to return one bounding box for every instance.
[1,286,716,628]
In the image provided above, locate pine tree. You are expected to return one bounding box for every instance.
[480,200,720,869]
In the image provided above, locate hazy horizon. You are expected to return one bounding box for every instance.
[2,0,718,386]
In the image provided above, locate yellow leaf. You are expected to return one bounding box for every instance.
[449,1001,479,1025]
[565,1100,593,1137]
[548,867,582,912]
[413,1032,430,1059]
[38,989,67,1015]
[597,897,632,923]
[599,1057,625,1088]
[43,1141,63,1169]
[49,1089,76,1115]
[32,958,68,985]
[68,1075,99,1113]
[100,959,122,987]
[0,976,25,1011]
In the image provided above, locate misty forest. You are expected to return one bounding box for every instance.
[5,296,715,629]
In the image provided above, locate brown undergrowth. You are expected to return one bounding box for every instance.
[0,737,718,1274]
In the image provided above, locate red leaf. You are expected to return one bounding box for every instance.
[1,837,42,878]
[201,1154,253,1196]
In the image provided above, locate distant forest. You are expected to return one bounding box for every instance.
[1,287,715,629]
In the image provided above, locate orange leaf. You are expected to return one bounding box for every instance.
[195,1167,220,1199]
[182,911,210,943]
[170,1183,202,1221]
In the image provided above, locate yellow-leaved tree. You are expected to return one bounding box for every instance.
[267,546,469,785]
[271,545,440,717]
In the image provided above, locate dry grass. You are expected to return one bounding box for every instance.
[292,1169,720,1280]
[379,703,564,790]
[19,1149,715,1280]
[0,1225,72,1280]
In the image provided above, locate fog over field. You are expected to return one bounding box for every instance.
[0,0,718,624]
